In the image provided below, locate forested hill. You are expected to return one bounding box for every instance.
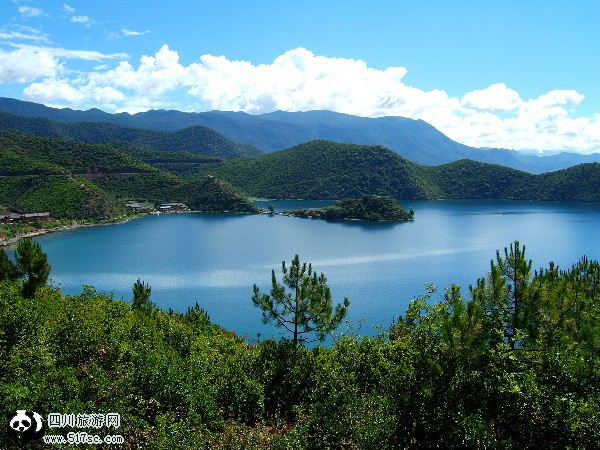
[212,141,440,199]
[0,131,154,175]
[211,140,600,202]
[0,132,257,219]
[0,110,261,160]
[422,159,600,201]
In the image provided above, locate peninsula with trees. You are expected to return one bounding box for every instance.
[284,195,414,222]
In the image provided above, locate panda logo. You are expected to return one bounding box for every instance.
[7,410,45,446]
[10,411,31,433]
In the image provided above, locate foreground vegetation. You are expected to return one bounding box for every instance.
[1,241,599,449]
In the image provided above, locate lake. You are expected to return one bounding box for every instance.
[34,200,600,341]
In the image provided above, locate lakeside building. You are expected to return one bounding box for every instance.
[125,202,154,213]
[159,203,189,212]
[0,212,50,223]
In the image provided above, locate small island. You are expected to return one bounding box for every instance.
[282,195,414,222]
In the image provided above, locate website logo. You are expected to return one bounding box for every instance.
[7,410,45,447]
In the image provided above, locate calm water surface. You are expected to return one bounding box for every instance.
[34,200,600,340]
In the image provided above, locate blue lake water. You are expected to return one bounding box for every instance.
[33,200,600,341]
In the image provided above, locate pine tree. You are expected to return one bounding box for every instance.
[132,278,154,312]
[0,249,18,281]
[471,241,532,350]
[252,254,350,345]
[15,238,51,298]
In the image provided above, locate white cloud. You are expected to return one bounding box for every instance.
[0,44,127,84]
[121,29,150,37]
[10,44,128,61]
[461,83,521,111]
[18,6,45,17]
[0,29,48,42]
[63,4,76,14]
[7,45,599,153]
[0,47,59,83]
[23,78,84,102]
[71,15,92,25]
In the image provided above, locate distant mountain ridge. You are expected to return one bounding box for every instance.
[1,97,599,173]
[0,108,262,160]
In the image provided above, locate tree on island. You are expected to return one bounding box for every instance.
[252,254,350,345]
[15,238,51,298]
[324,195,413,221]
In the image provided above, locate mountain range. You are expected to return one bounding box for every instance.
[0,109,260,161]
[1,97,599,173]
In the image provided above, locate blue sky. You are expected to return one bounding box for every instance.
[0,0,599,152]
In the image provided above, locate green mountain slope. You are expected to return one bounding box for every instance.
[211,141,441,199]
[171,176,258,212]
[211,140,600,202]
[419,160,536,199]
[0,132,256,218]
[0,110,262,160]
[0,176,125,219]
[93,173,257,212]
[0,131,154,175]
[532,163,600,201]
[124,147,223,177]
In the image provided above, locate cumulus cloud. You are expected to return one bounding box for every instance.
[0,44,127,84]
[63,4,76,14]
[461,83,521,111]
[0,46,59,83]
[18,6,45,17]
[9,45,600,153]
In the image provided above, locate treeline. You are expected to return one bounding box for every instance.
[1,242,599,449]
[211,140,600,201]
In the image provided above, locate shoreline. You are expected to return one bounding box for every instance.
[0,209,256,247]
[0,214,144,247]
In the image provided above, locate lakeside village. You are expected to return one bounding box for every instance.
[124,201,190,214]
[0,199,265,246]
[0,201,190,246]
